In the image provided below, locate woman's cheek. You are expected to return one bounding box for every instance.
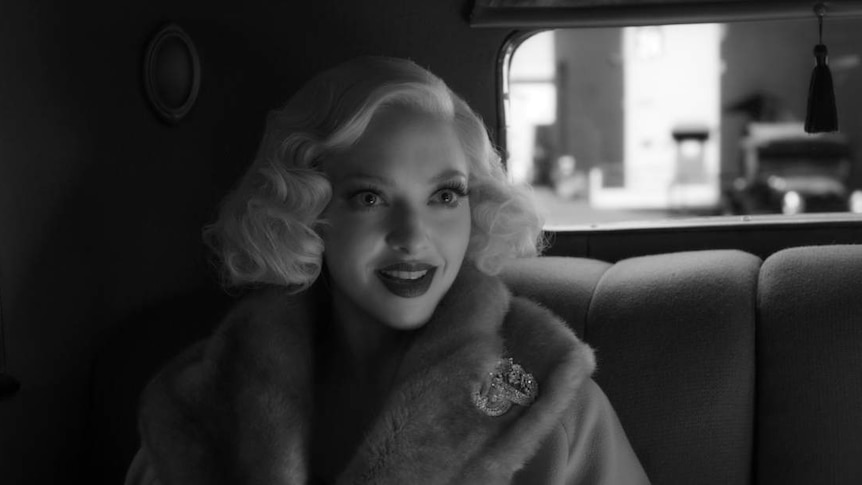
[449,204,472,237]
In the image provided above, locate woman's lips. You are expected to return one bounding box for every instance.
[376,262,437,298]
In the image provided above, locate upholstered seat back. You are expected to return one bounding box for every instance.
[502,250,761,485]
[501,245,862,485]
[756,246,862,485]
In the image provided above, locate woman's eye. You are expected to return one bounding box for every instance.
[432,188,466,207]
[361,193,379,206]
[350,191,385,209]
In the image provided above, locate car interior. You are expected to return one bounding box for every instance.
[2,0,862,484]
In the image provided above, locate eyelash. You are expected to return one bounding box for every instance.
[348,185,386,211]
[346,181,470,210]
[432,181,470,207]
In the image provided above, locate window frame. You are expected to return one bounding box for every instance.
[497,19,862,230]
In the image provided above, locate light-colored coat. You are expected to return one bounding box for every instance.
[125,264,649,484]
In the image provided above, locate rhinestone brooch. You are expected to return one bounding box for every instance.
[473,357,539,417]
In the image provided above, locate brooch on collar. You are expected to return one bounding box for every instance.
[473,357,539,417]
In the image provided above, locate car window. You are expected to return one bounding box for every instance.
[504,20,862,227]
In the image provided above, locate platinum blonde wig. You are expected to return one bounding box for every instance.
[205,56,544,291]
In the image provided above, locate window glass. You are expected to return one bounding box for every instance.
[506,20,862,226]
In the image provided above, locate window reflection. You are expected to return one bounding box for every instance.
[506,20,862,226]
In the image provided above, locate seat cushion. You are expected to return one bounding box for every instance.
[500,256,611,338]
[757,245,862,485]
[587,250,761,485]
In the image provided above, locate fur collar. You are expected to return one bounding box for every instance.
[137,264,596,484]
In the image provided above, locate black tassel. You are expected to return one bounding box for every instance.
[805,5,839,133]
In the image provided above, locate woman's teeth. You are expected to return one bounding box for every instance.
[377,266,436,298]
[381,270,429,280]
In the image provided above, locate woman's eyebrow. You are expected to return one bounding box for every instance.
[339,170,467,185]
[339,173,395,186]
[430,169,468,184]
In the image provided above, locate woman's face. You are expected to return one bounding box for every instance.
[320,107,472,330]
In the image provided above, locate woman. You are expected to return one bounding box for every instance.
[125,56,649,484]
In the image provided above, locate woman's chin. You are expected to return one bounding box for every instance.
[367,276,449,330]
[381,313,431,330]
[374,301,437,331]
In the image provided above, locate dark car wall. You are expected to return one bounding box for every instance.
[0,1,508,482]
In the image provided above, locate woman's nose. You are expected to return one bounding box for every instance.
[385,205,429,254]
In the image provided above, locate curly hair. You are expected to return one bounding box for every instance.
[204,56,545,292]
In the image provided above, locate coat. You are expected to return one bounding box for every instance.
[124,263,649,484]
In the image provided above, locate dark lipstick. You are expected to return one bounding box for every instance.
[376,262,437,298]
